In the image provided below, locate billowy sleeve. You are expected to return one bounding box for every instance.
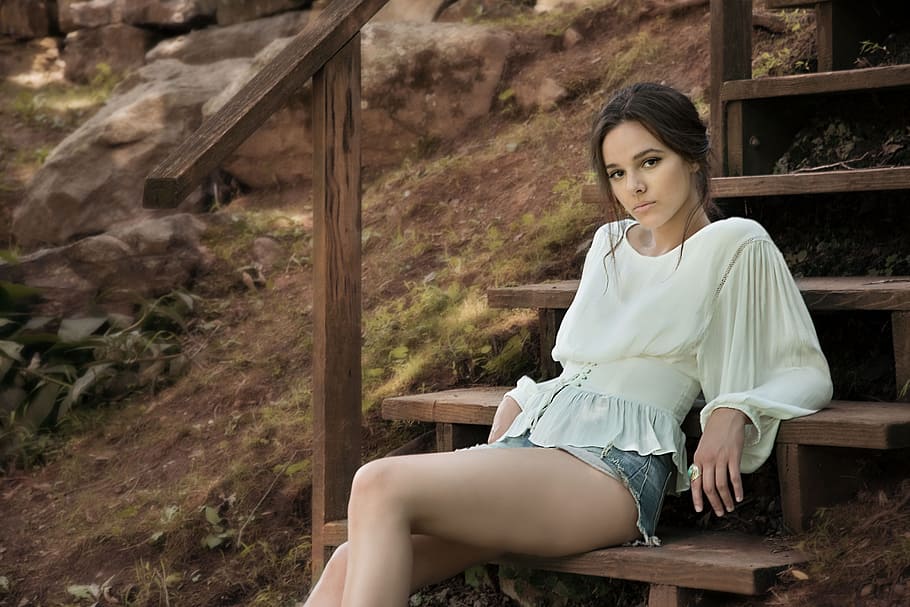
[696,237,833,473]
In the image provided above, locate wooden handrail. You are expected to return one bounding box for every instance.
[142,0,389,209]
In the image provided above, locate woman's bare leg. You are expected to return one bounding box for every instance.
[342,448,639,607]
[303,535,500,607]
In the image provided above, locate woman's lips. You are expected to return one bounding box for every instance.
[634,201,656,212]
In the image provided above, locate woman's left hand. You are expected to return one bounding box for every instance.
[690,408,748,516]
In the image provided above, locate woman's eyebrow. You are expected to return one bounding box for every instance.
[603,148,664,169]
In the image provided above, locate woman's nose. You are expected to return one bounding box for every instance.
[627,173,646,194]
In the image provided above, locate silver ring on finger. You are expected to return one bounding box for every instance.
[687,463,701,482]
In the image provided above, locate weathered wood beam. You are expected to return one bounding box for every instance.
[310,33,363,579]
[143,0,388,209]
[709,0,752,177]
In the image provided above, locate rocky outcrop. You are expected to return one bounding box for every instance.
[0,0,55,39]
[121,0,217,29]
[372,0,453,23]
[214,0,305,26]
[145,9,309,64]
[63,23,157,82]
[58,0,121,32]
[0,214,211,316]
[204,21,513,187]
[11,58,250,247]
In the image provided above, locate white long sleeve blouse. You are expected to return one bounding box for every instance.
[501,217,833,493]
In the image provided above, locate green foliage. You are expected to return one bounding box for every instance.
[602,31,666,91]
[5,63,123,130]
[363,282,534,407]
[202,501,237,550]
[0,285,196,471]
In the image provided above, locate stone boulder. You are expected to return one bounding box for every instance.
[204,21,513,187]
[535,0,594,12]
[58,0,122,32]
[0,0,55,39]
[0,214,210,316]
[145,9,309,65]
[371,0,453,23]
[12,58,250,248]
[215,0,306,26]
[122,0,217,29]
[63,24,158,83]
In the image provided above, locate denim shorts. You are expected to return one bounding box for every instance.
[472,431,674,546]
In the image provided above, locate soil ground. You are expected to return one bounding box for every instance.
[0,1,907,606]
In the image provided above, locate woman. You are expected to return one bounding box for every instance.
[304,82,833,607]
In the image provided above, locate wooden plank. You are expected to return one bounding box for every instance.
[142,0,389,209]
[321,522,800,595]
[503,529,803,595]
[765,0,824,8]
[435,423,488,451]
[711,166,910,197]
[776,444,865,532]
[382,387,506,425]
[585,166,910,202]
[709,0,752,177]
[726,100,744,176]
[310,34,363,578]
[386,388,910,450]
[323,519,349,547]
[798,277,910,311]
[648,584,695,607]
[777,400,910,448]
[894,311,910,401]
[488,277,910,312]
[816,0,834,72]
[721,64,910,101]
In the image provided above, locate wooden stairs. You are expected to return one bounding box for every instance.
[314,2,910,605]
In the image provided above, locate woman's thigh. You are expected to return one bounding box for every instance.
[351,447,640,557]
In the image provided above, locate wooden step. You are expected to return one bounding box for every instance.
[766,0,826,8]
[487,277,910,312]
[322,519,803,596]
[382,388,910,450]
[581,167,910,201]
[721,64,910,101]
[503,528,803,596]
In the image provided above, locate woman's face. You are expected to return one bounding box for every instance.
[600,120,700,232]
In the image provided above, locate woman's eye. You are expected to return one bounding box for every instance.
[608,170,624,180]
[642,157,660,168]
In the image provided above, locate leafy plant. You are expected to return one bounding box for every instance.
[201,495,237,549]
[0,284,197,471]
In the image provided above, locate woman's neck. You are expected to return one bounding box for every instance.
[633,210,711,257]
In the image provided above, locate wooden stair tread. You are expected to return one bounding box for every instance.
[504,528,802,595]
[322,519,802,595]
[382,389,910,449]
[721,64,910,101]
[487,276,910,312]
[581,167,910,202]
[766,0,827,8]
[710,167,910,198]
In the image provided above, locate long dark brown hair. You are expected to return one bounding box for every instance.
[590,82,721,268]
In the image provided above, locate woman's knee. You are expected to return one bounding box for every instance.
[348,457,407,515]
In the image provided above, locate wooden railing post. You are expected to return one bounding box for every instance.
[311,33,363,578]
[710,0,752,176]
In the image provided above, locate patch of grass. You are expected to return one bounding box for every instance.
[601,30,667,91]
[4,63,123,130]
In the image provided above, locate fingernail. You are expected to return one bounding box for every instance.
[727,506,734,512]
[695,506,702,512]
[736,495,743,502]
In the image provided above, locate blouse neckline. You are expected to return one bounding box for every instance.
[622,218,719,260]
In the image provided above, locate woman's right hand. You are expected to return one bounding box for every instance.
[488,396,521,443]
